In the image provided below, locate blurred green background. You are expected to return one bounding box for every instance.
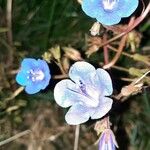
[0,0,150,150]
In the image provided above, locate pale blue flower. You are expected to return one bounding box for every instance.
[98,129,118,150]
[54,61,113,125]
[82,0,139,25]
[16,58,51,94]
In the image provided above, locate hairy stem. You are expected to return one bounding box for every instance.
[6,0,14,67]
[74,125,80,150]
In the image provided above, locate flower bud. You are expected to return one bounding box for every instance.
[90,22,101,36]
[62,57,70,72]
[62,47,82,61]
[49,45,61,60]
[98,129,118,150]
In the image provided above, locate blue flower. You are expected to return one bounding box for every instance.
[82,0,139,26]
[98,129,118,150]
[54,61,113,125]
[16,58,51,94]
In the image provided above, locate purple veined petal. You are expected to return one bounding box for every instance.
[65,103,90,125]
[96,11,121,26]
[54,79,99,108]
[82,0,103,18]
[91,97,113,119]
[16,70,29,86]
[83,83,100,107]
[116,0,139,18]
[69,61,96,84]
[96,68,113,96]
[54,79,79,108]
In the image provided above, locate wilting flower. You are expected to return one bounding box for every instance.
[98,129,118,150]
[16,58,51,94]
[82,0,139,26]
[54,61,113,125]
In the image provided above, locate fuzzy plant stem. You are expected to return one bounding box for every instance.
[74,125,80,150]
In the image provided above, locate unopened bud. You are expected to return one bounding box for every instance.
[62,47,82,61]
[121,83,143,97]
[127,31,141,53]
[98,129,119,150]
[49,45,61,60]
[90,22,101,36]
[62,57,70,72]
[42,52,52,63]
[86,45,100,57]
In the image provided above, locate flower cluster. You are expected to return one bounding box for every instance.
[16,59,113,125]
[82,0,139,25]
[54,61,113,125]
[16,58,51,94]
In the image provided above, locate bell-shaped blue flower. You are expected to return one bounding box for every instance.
[16,58,51,94]
[54,61,113,125]
[82,0,139,26]
[98,129,118,150]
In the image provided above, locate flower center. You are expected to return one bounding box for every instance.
[79,80,99,107]
[27,69,45,82]
[102,0,118,11]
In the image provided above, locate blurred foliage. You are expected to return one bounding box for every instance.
[0,0,150,150]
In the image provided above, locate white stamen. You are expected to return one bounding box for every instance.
[102,0,118,10]
[28,69,45,82]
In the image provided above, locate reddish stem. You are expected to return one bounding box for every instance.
[103,34,109,65]
[100,2,150,48]
[103,18,135,69]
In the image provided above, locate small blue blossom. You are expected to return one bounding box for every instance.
[98,129,118,150]
[82,0,139,26]
[16,58,51,94]
[54,61,113,125]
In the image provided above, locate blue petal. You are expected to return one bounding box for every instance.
[41,79,50,90]
[96,11,121,26]
[82,0,121,25]
[117,0,139,17]
[91,97,113,119]
[37,59,51,88]
[69,61,96,84]
[82,0,103,18]
[16,70,29,86]
[25,82,42,94]
[37,59,50,75]
[21,58,37,70]
[65,103,90,125]
[95,69,113,96]
[38,79,49,90]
